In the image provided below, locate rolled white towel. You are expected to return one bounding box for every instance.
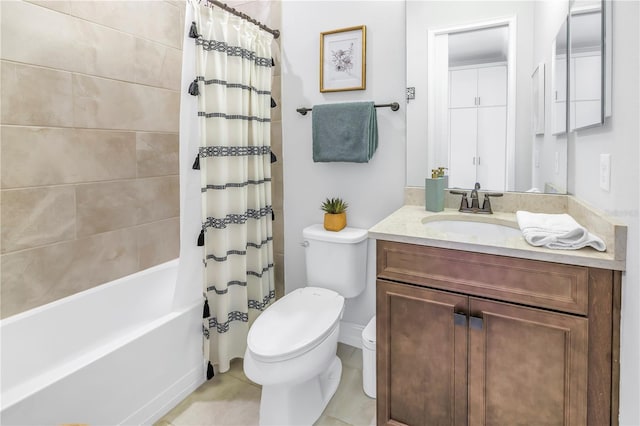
[516,211,606,251]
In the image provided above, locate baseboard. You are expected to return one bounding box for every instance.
[339,320,364,349]
[124,364,205,425]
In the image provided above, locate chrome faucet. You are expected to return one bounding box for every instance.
[450,182,503,214]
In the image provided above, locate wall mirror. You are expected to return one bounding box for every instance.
[551,17,569,136]
[568,0,612,131]
[406,1,571,193]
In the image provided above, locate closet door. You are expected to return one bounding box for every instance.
[449,69,478,108]
[449,108,478,189]
[477,66,507,107]
[553,57,568,134]
[574,55,602,128]
[476,106,507,191]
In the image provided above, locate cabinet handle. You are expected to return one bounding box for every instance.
[470,315,483,330]
[477,156,481,165]
[454,312,467,327]
[472,157,476,165]
[477,96,481,106]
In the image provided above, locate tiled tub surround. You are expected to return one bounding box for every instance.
[0,1,184,318]
[371,187,628,271]
[0,0,286,318]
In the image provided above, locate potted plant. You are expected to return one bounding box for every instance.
[321,197,348,232]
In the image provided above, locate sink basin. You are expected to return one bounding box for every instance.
[422,218,522,241]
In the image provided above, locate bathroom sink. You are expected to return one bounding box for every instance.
[422,217,522,241]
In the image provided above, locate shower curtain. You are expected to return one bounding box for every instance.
[190,1,275,374]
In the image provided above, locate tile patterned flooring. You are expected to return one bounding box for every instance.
[155,344,376,426]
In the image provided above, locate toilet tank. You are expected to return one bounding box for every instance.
[302,224,368,298]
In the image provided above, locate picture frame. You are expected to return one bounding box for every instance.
[531,62,545,135]
[320,25,366,92]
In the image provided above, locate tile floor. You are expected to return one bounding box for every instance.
[155,343,376,426]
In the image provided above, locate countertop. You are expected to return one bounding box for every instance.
[368,205,626,271]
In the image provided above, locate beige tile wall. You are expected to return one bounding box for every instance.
[0,0,184,318]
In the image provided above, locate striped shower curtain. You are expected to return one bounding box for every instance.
[191,1,275,374]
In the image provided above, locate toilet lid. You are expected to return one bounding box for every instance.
[247,287,344,362]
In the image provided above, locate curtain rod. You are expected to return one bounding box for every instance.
[204,0,280,39]
[296,102,400,116]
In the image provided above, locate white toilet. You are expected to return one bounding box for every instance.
[243,224,368,426]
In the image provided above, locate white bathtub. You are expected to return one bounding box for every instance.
[0,259,204,425]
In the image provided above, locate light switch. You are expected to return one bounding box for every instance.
[600,154,611,191]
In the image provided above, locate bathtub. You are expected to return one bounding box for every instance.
[0,259,204,425]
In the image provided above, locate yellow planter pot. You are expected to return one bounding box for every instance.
[324,212,347,232]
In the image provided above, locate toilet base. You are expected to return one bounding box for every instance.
[258,356,342,426]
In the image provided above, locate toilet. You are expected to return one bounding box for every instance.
[243,224,368,426]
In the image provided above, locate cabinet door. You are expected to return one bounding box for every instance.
[477,66,507,107]
[449,107,478,189]
[476,106,507,191]
[377,280,468,426]
[450,68,478,108]
[468,297,588,426]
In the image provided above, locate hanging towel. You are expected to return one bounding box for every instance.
[516,211,606,251]
[312,101,378,163]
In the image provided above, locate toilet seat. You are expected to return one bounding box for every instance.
[247,287,344,363]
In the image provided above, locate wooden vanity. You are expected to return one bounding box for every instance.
[370,202,625,426]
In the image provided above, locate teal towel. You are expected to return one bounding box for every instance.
[312,101,378,163]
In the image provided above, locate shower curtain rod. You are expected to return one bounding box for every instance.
[203,0,280,39]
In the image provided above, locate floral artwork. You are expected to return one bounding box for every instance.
[331,43,354,73]
[320,26,366,92]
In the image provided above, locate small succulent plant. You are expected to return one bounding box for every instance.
[320,197,349,214]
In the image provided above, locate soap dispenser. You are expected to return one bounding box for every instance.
[437,167,449,189]
[425,169,445,212]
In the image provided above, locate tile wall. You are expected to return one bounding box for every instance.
[0,0,285,318]
[0,1,185,318]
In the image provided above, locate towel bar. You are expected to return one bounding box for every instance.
[296,102,400,116]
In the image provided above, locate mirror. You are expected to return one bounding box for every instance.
[552,17,569,135]
[569,0,607,130]
[406,1,571,193]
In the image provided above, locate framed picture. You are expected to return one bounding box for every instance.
[531,62,545,135]
[320,25,366,92]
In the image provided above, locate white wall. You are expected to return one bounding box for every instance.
[281,1,406,334]
[568,2,640,424]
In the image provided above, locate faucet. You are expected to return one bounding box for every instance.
[469,182,481,210]
[450,182,503,214]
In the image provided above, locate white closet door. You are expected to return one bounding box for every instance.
[476,106,507,191]
[449,69,477,108]
[574,55,601,101]
[573,55,602,128]
[554,57,567,102]
[477,66,507,107]
[575,101,602,128]
[449,108,478,189]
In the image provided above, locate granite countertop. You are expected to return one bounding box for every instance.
[368,204,626,271]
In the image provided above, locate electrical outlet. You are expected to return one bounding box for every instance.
[600,154,611,191]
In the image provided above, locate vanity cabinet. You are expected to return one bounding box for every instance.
[376,240,620,426]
